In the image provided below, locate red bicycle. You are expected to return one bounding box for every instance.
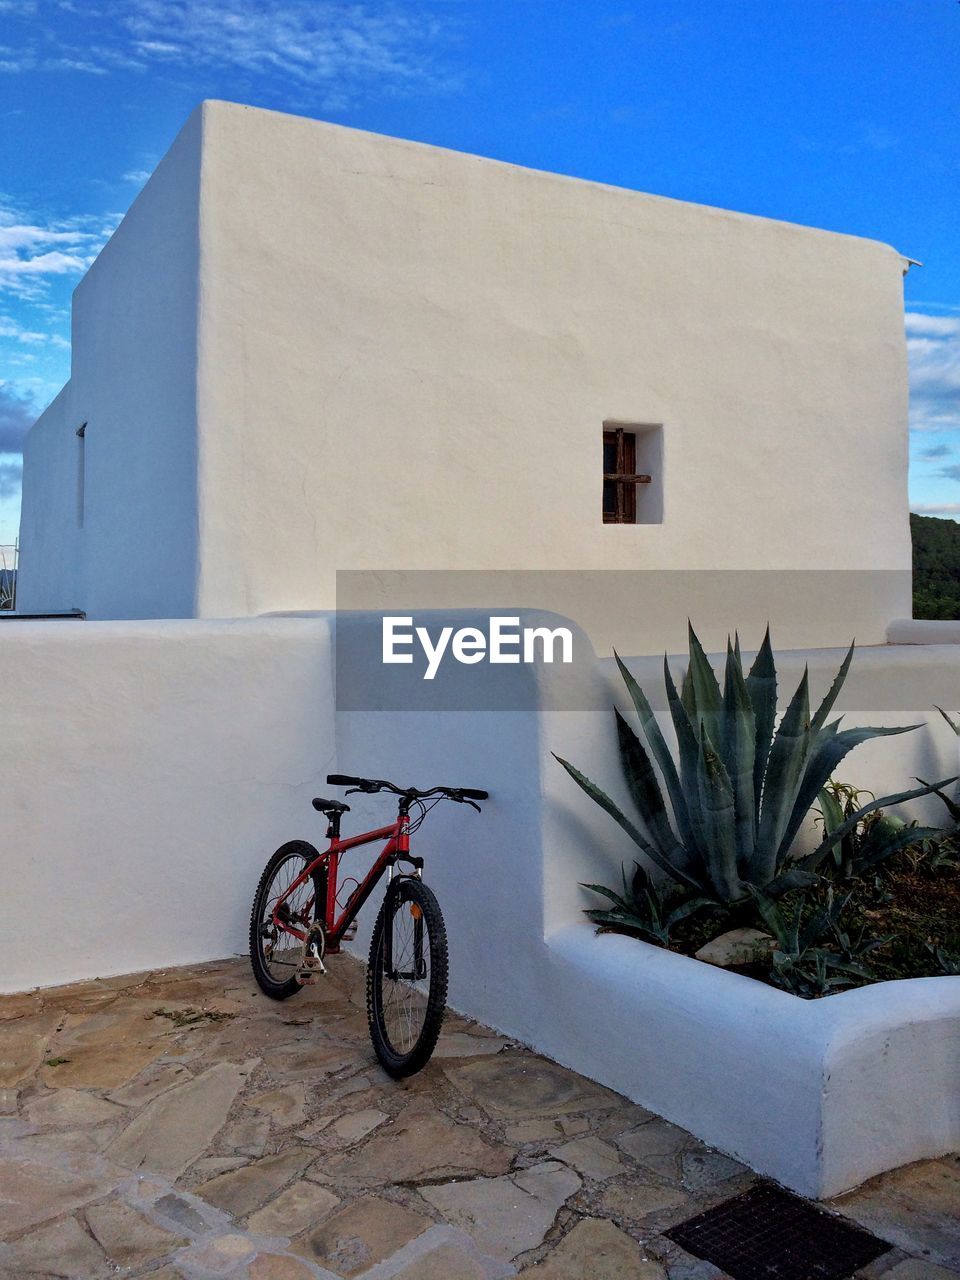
[249,773,488,1077]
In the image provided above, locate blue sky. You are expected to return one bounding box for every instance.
[1,0,958,544]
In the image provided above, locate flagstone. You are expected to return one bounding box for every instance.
[85,1198,187,1269]
[152,1190,214,1233]
[880,1261,960,1280]
[318,1105,512,1186]
[523,1218,665,1279]
[326,1108,388,1145]
[0,1117,35,1140]
[433,1032,509,1059]
[419,1161,582,1262]
[2,1214,110,1277]
[25,1087,123,1129]
[504,1119,561,1145]
[192,1155,249,1177]
[679,1147,749,1191]
[391,1240,490,1279]
[245,1178,340,1236]
[292,1195,431,1278]
[39,1010,171,1090]
[106,1060,191,1107]
[220,1111,272,1156]
[558,1117,590,1136]
[0,1152,120,1238]
[614,1119,691,1178]
[1,953,957,1280]
[832,1157,960,1269]
[10,1127,104,1156]
[245,1082,309,1127]
[549,1135,626,1181]
[599,1179,690,1225]
[178,1231,256,1272]
[445,1053,620,1119]
[198,1149,315,1218]
[106,1060,253,1177]
[248,1254,319,1280]
[0,1012,60,1086]
[0,992,43,1022]
[264,1041,358,1079]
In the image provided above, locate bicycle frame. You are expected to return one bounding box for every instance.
[271,809,414,953]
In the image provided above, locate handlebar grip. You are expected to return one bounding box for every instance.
[460,788,489,801]
[327,774,364,787]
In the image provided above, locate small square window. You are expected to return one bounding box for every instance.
[602,423,663,525]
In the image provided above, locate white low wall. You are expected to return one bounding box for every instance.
[0,617,335,990]
[2,612,959,1198]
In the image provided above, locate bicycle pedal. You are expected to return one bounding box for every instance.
[296,955,326,986]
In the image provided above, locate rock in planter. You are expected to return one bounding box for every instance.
[694,928,775,968]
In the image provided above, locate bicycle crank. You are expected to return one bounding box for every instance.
[296,922,327,986]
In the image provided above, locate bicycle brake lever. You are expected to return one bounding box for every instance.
[462,798,481,813]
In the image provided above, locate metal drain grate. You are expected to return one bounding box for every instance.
[666,1184,889,1280]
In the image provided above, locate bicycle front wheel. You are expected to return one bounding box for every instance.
[367,878,448,1077]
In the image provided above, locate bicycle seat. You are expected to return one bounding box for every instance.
[312,797,351,816]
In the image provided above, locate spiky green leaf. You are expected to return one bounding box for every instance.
[555,754,705,889]
[776,724,921,866]
[755,667,811,882]
[810,641,855,734]
[722,639,758,875]
[615,652,699,852]
[696,728,741,899]
[687,623,724,746]
[745,627,777,821]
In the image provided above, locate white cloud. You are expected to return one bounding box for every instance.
[911,503,960,518]
[0,456,23,499]
[122,169,152,186]
[0,380,37,454]
[0,0,457,106]
[0,315,68,345]
[905,314,960,339]
[905,310,960,433]
[0,206,111,299]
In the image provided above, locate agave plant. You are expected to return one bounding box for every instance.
[581,862,717,947]
[816,783,927,880]
[749,886,878,997]
[555,625,954,905]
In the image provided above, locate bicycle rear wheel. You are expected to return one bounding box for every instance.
[367,877,448,1077]
[249,840,326,1000]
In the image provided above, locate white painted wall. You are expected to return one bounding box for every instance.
[18,100,913,646]
[17,385,80,612]
[16,108,203,618]
[3,613,958,1196]
[0,617,335,990]
[194,101,912,643]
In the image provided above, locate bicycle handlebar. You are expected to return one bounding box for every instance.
[326,774,488,803]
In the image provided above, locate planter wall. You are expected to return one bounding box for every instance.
[538,925,960,1199]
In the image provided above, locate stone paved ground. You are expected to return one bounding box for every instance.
[1,957,957,1279]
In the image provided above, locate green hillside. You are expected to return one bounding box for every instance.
[912,513,960,619]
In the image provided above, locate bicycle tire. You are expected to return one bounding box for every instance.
[367,877,448,1077]
[249,840,326,1000]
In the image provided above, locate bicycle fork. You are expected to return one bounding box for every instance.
[384,875,428,982]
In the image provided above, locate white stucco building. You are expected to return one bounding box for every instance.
[17,99,912,647]
[8,102,960,1201]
